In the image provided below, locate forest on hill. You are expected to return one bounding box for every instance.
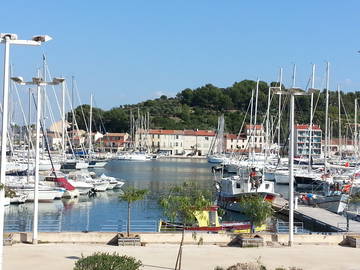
[68,79,360,139]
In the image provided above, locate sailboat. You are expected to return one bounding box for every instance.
[208,115,227,163]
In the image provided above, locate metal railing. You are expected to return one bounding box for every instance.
[5,219,159,232]
[276,221,305,234]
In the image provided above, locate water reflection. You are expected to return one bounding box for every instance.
[8,158,356,232]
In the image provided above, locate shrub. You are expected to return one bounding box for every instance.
[73,252,142,270]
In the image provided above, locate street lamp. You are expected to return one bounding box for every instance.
[273,87,314,246]
[11,76,63,244]
[0,33,52,268]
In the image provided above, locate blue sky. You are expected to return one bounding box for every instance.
[1,1,360,110]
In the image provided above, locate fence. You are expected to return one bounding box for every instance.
[276,221,306,233]
[5,219,159,233]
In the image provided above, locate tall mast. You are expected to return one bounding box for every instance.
[337,85,342,159]
[253,78,259,158]
[325,62,330,170]
[71,76,75,143]
[308,64,315,172]
[89,93,93,156]
[278,68,283,156]
[355,99,358,157]
[249,89,254,155]
[61,80,66,161]
[266,84,271,159]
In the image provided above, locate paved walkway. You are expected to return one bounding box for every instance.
[4,243,360,270]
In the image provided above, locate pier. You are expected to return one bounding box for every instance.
[273,199,360,233]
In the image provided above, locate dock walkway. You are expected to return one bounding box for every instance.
[273,198,360,233]
[296,205,360,233]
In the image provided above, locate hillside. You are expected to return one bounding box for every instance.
[68,80,360,139]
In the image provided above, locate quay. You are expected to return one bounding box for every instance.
[273,198,360,233]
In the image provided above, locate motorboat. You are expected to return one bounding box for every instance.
[98,174,125,189]
[43,174,80,199]
[117,152,151,161]
[217,169,278,213]
[88,159,108,168]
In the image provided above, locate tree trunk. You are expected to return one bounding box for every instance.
[175,228,185,270]
[127,202,130,237]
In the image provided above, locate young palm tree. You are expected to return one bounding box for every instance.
[119,187,148,237]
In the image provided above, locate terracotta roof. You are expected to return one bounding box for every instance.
[105,133,127,136]
[149,129,215,136]
[225,134,238,139]
[245,124,263,130]
[295,124,321,130]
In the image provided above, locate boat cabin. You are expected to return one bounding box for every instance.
[219,172,275,197]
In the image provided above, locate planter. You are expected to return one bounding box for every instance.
[346,235,360,248]
[117,233,141,246]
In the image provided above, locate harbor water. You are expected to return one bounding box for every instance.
[5,158,360,232]
[5,158,214,232]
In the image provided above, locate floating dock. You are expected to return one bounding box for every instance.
[273,199,360,233]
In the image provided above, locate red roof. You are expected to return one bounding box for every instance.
[105,133,127,136]
[295,124,321,130]
[225,134,238,139]
[149,129,215,136]
[245,124,263,130]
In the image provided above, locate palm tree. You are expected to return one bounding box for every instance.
[119,187,148,237]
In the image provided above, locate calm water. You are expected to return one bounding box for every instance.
[5,158,215,232]
[5,158,359,232]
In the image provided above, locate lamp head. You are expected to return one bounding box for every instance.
[52,77,65,84]
[0,33,18,40]
[10,77,24,84]
[32,35,52,43]
[32,77,43,84]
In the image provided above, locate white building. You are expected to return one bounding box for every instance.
[225,125,265,153]
[144,129,215,156]
[294,124,322,157]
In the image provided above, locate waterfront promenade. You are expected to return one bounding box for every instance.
[4,243,360,270]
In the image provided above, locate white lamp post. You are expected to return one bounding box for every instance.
[0,33,52,269]
[11,77,64,244]
[273,87,315,246]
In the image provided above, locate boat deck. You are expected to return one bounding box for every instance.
[273,198,360,233]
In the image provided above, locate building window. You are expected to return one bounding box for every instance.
[158,134,160,139]
[176,135,179,139]
[205,137,209,141]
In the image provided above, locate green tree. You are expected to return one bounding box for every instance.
[119,187,148,237]
[159,182,212,270]
[239,195,273,233]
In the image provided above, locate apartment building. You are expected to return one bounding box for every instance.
[294,124,322,157]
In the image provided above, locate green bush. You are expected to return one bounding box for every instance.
[73,252,142,270]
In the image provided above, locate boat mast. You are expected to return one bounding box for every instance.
[337,85,342,159]
[265,83,271,160]
[249,89,254,155]
[278,68,283,157]
[89,93,93,157]
[324,62,330,171]
[308,64,315,172]
[355,99,358,157]
[253,78,259,159]
[61,80,66,161]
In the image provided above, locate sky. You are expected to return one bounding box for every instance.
[1,0,360,114]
